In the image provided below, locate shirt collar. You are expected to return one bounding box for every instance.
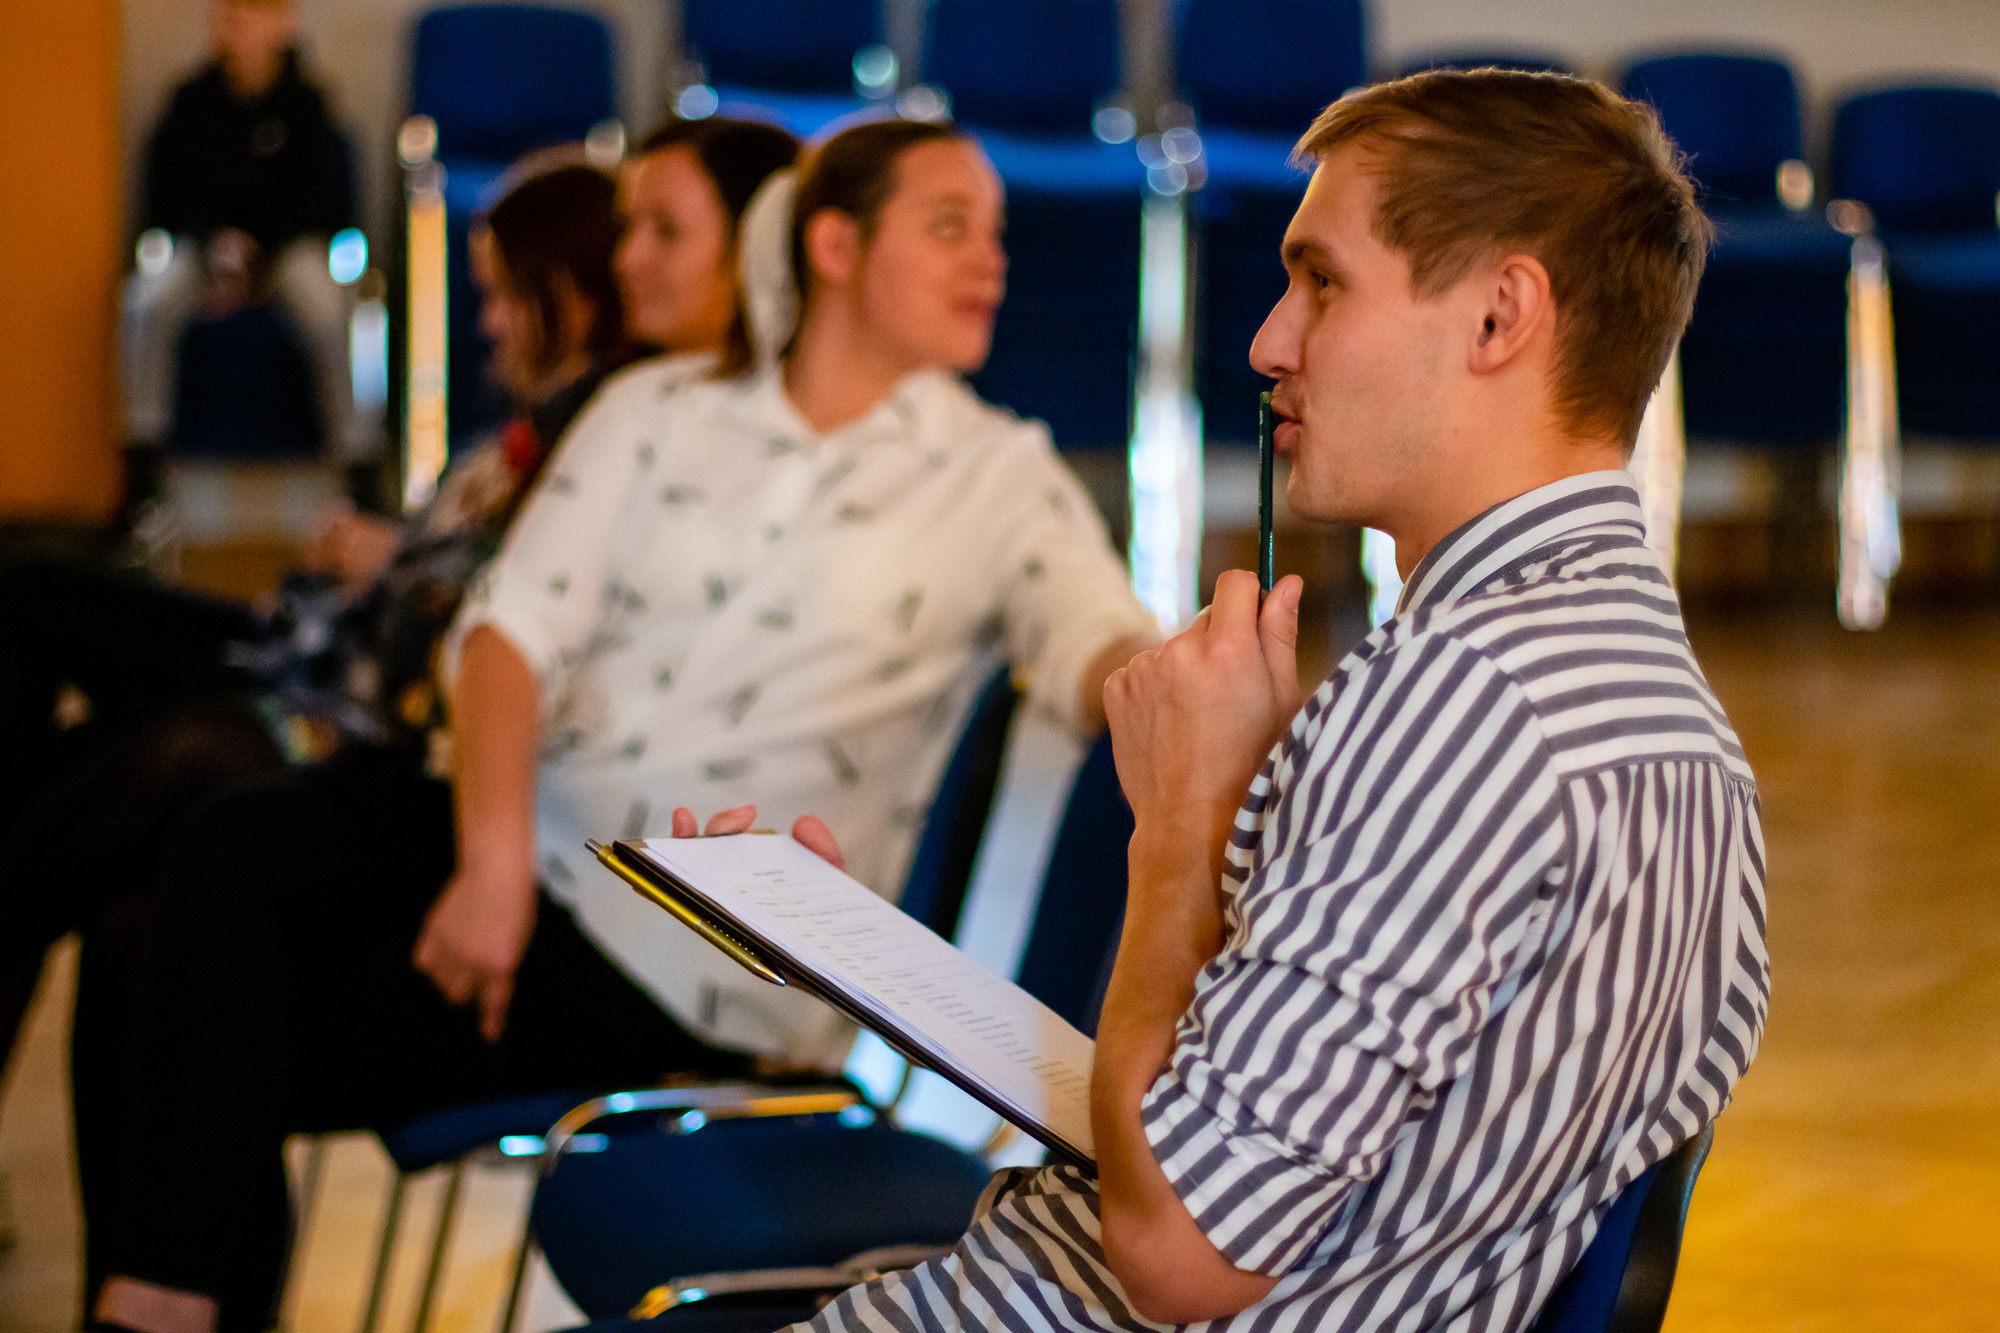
[1397,470,1646,616]
[720,363,957,455]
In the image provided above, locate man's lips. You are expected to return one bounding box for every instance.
[1270,404,1300,454]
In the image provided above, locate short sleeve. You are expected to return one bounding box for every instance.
[1139,642,1569,1275]
[982,426,1158,731]
[443,373,647,699]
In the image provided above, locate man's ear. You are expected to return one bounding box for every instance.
[1468,252,1554,375]
[803,208,863,292]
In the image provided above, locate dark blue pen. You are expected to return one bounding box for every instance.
[1257,391,1275,594]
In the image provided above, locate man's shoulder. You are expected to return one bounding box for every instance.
[1350,536,1752,784]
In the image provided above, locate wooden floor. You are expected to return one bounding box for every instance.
[2,605,1998,1330]
[1662,606,2000,1330]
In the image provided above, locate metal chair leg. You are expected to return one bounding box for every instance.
[411,1161,465,1333]
[278,1136,331,1332]
[495,1227,537,1333]
[360,1172,407,1333]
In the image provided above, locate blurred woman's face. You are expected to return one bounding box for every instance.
[850,139,1007,374]
[471,229,541,400]
[615,146,736,353]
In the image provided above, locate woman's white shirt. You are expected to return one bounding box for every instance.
[448,359,1156,1064]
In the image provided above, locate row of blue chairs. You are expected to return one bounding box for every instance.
[1624,55,2000,446]
[404,0,1371,450]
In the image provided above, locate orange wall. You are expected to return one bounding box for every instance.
[0,0,122,523]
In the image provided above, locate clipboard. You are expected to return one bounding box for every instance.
[590,837,1096,1167]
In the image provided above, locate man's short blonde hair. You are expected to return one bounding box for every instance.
[1297,69,1712,446]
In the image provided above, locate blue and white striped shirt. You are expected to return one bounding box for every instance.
[807,471,1769,1333]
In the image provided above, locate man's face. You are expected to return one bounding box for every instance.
[1249,145,1465,529]
[212,0,296,95]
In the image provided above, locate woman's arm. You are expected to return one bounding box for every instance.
[412,624,542,1041]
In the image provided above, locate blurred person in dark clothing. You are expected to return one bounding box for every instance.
[120,0,363,479]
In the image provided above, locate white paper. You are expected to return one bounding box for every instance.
[634,834,1097,1159]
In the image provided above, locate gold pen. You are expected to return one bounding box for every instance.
[589,840,787,986]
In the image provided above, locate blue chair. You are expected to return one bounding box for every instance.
[925,0,1146,451]
[897,665,1021,940]
[528,730,1135,1326]
[1177,0,1366,442]
[410,5,618,441]
[1622,53,1854,448]
[1832,85,2000,439]
[684,0,886,137]
[1527,1124,1716,1333]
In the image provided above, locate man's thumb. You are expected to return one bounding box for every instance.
[1260,575,1303,702]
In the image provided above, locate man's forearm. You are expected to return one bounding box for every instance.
[451,625,541,879]
[1090,831,1278,1323]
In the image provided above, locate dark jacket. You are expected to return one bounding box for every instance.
[143,48,354,249]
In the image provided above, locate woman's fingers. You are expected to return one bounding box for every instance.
[703,804,759,837]
[791,815,846,870]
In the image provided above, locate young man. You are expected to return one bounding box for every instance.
[793,69,1769,1333]
[121,0,360,481]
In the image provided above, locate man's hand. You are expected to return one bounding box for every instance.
[1104,571,1303,878]
[669,803,847,871]
[413,860,538,1042]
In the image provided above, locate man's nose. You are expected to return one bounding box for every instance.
[1248,291,1301,381]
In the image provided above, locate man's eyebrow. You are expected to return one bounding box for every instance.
[1281,237,1338,270]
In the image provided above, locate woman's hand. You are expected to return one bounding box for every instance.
[303,502,402,598]
[413,859,538,1042]
[669,803,847,871]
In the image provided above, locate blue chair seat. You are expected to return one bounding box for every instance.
[1888,231,2000,289]
[534,1113,994,1319]
[1197,127,1311,192]
[379,1089,591,1174]
[971,129,1146,193]
[712,90,871,140]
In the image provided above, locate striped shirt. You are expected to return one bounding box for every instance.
[804,470,1769,1333]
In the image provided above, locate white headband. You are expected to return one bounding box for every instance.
[737,168,799,367]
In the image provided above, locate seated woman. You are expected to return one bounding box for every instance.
[89,116,1157,1333]
[67,121,796,1333]
[0,155,640,1089]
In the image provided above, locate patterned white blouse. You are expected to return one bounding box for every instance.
[449,357,1156,1065]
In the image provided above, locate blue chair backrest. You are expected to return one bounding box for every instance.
[1177,0,1366,134]
[899,666,1021,941]
[1527,1124,1715,1333]
[686,0,881,94]
[411,5,616,160]
[925,0,1120,133]
[1013,732,1130,1036]
[1832,85,2000,235]
[1621,53,1802,210]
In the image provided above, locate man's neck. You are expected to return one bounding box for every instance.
[1387,433,1627,579]
[782,301,922,436]
[220,53,285,102]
